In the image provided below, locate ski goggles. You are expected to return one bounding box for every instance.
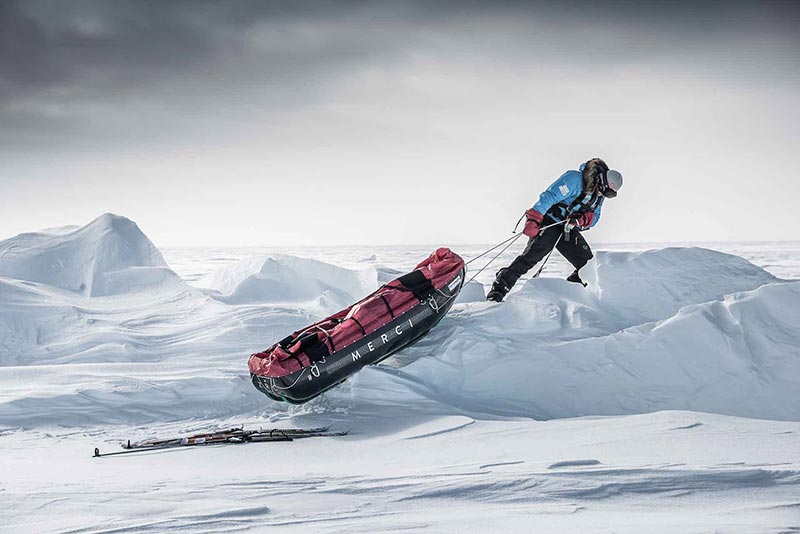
[596,170,617,198]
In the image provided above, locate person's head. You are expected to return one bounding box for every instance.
[582,157,622,198]
[604,170,623,198]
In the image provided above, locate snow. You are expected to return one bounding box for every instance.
[0,213,172,297]
[197,253,378,310]
[3,412,799,533]
[584,246,778,324]
[454,280,485,304]
[1,214,799,533]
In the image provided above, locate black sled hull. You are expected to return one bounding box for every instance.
[251,267,465,404]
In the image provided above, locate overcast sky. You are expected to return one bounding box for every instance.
[1,0,798,246]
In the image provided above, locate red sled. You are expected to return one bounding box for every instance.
[249,248,465,404]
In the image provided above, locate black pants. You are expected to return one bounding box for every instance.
[496,224,593,291]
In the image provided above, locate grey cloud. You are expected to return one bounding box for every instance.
[1,0,798,153]
[4,0,799,93]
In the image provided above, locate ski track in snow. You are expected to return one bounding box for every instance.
[1,214,800,532]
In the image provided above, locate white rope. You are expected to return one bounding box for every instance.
[270,368,308,390]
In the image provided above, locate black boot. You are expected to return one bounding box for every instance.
[487,269,511,302]
[486,287,505,302]
[566,269,588,287]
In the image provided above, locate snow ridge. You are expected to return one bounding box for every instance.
[0,214,798,428]
[198,254,378,308]
[0,213,171,296]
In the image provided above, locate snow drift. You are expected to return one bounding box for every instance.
[0,213,177,297]
[0,214,798,428]
[0,214,206,366]
[198,254,378,307]
[334,248,799,421]
[584,247,778,325]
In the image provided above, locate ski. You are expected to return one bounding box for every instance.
[125,425,332,449]
[251,429,349,441]
[93,426,347,457]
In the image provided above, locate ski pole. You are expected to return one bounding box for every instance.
[532,232,564,279]
[512,213,526,233]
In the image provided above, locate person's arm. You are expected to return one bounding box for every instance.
[532,171,581,216]
[522,171,581,237]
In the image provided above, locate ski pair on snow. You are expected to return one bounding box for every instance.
[93,425,348,457]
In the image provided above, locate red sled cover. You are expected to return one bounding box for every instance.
[248,248,464,378]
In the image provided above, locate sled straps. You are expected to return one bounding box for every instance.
[465,233,521,266]
[464,232,524,286]
[278,334,295,350]
[349,316,367,336]
[312,325,336,353]
[281,346,306,370]
[396,270,436,301]
[272,334,306,369]
[379,294,396,319]
[279,328,332,364]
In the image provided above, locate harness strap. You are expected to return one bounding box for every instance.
[304,340,330,363]
[379,294,396,320]
[313,325,336,352]
[350,316,367,336]
[280,346,306,370]
[395,270,436,301]
[553,191,602,220]
[278,335,295,349]
[284,328,333,365]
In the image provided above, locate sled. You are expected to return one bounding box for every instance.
[248,248,465,404]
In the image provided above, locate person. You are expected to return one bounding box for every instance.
[486,158,623,302]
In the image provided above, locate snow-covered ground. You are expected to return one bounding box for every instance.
[1,214,799,533]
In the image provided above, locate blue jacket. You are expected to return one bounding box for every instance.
[532,165,604,229]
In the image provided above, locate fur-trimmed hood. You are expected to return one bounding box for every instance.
[579,158,609,194]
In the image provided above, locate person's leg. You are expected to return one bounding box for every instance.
[556,230,593,285]
[487,225,561,301]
